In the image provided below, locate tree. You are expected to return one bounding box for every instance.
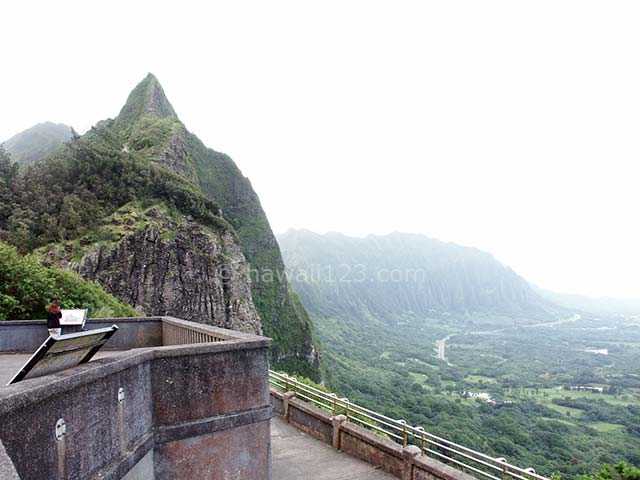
[0,146,18,231]
[580,462,640,480]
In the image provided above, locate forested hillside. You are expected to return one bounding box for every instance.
[0,241,138,320]
[2,122,73,166]
[0,75,319,378]
[278,229,640,478]
[279,229,550,318]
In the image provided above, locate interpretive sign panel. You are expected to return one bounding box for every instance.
[59,309,88,327]
[7,325,119,385]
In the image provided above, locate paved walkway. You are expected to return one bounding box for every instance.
[271,416,396,480]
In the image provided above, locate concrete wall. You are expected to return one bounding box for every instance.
[0,319,273,480]
[121,450,154,480]
[0,317,163,352]
[270,388,477,480]
[0,439,19,479]
[287,397,334,444]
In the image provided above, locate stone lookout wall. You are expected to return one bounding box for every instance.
[0,317,273,480]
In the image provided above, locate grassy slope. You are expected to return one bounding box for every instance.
[0,241,139,320]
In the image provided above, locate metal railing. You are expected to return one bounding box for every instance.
[161,318,235,345]
[269,370,548,480]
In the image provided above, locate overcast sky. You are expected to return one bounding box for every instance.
[2,1,639,299]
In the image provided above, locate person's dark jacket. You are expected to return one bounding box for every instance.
[47,310,62,329]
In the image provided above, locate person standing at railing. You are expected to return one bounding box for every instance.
[46,299,62,337]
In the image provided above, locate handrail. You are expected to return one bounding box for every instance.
[150,320,548,480]
[268,370,548,480]
[161,317,235,345]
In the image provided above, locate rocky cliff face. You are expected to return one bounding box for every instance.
[14,74,319,377]
[110,74,319,377]
[42,204,261,334]
[76,218,260,334]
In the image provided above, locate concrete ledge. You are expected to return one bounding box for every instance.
[0,339,270,417]
[0,439,19,480]
[0,316,271,354]
[413,455,477,480]
[0,317,162,352]
[269,389,480,480]
[155,405,274,444]
[287,397,333,444]
[0,318,273,480]
[340,422,404,477]
[270,388,285,415]
[341,422,405,457]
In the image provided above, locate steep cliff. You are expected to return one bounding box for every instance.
[43,203,261,334]
[279,229,548,319]
[1,74,319,376]
[0,241,138,320]
[109,74,319,375]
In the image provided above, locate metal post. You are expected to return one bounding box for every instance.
[417,426,426,453]
[401,420,408,447]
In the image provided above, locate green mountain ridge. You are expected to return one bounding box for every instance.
[278,229,554,319]
[2,122,73,166]
[0,74,319,378]
[277,230,640,478]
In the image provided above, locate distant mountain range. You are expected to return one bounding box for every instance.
[278,229,552,320]
[535,287,640,317]
[2,122,73,165]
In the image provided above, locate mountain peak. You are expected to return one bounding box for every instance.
[2,122,73,166]
[114,73,177,129]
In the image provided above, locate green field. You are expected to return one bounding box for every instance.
[316,310,640,478]
[589,422,625,433]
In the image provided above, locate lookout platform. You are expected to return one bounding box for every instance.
[271,415,395,479]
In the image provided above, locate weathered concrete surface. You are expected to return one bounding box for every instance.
[157,419,271,480]
[0,354,29,386]
[287,397,333,444]
[0,351,134,386]
[340,421,405,477]
[121,449,155,480]
[151,347,270,426]
[0,439,19,479]
[271,416,395,480]
[0,319,273,480]
[0,317,163,353]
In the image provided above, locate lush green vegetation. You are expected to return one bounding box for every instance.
[1,121,73,166]
[579,462,640,480]
[279,230,640,478]
[0,73,320,379]
[0,126,228,253]
[313,311,640,478]
[0,241,138,320]
[190,134,319,379]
